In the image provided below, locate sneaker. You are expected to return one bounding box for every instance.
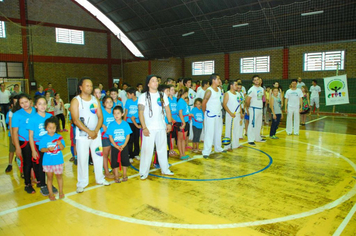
[221,150,227,153]
[294,133,299,136]
[74,158,77,165]
[186,146,192,149]
[40,186,49,196]
[98,180,110,186]
[161,170,174,176]
[153,163,160,169]
[248,142,256,146]
[25,185,36,194]
[36,182,41,188]
[52,185,58,194]
[256,139,266,143]
[203,155,209,159]
[129,158,134,163]
[62,129,68,132]
[76,187,84,193]
[135,156,140,160]
[180,155,189,160]
[140,175,147,180]
[287,133,291,135]
[5,165,12,173]
[271,135,279,139]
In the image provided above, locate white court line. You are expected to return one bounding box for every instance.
[0,116,329,217]
[333,203,356,236]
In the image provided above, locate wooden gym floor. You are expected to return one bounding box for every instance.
[0,115,355,236]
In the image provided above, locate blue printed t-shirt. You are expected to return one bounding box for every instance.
[168,96,178,122]
[125,98,139,124]
[101,108,115,138]
[106,120,132,146]
[38,133,65,166]
[191,107,204,129]
[12,107,36,141]
[176,98,189,123]
[27,112,53,142]
[113,100,124,110]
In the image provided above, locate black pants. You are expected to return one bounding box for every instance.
[34,145,46,186]
[0,103,9,116]
[56,113,66,130]
[128,123,140,159]
[20,141,33,186]
[111,145,129,168]
[270,114,281,136]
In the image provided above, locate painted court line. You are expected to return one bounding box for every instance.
[333,203,356,236]
[3,115,353,230]
[0,116,328,217]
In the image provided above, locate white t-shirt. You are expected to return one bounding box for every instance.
[310,85,321,98]
[188,88,196,107]
[226,91,240,113]
[74,95,99,139]
[241,86,246,95]
[206,87,222,115]
[138,91,169,130]
[136,91,141,98]
[119,90,127,106]
[285,88,303,108]
[247,86,264,108]
[0,90,11,104]
[196,88,206,99]
[297,82,305,89]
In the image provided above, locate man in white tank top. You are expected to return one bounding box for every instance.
[71,78,110,193]
[202,74,225,158]
[223,81,243,150]
[138,75,174,180]
[246,75,266,146]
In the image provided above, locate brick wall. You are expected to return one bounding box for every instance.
[0,21,22,54]
[124,61,149,87]
[32,62,108,103]
[151,58,183,82]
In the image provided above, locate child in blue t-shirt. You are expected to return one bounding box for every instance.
[39,117,65,201]
[124,88,141,163]
[101,96,115,178]
[107,106,132,183]
[176,87,190,160]
[191,98,204,153]
[28,96,54,196]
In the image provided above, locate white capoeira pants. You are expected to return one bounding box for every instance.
[286,107,300,134]
[202,112,223,156]
[224,113,241,149]
[239,118,244,139]
[139,129,170,178]
[76,132,105,188]
[248,107,263,143]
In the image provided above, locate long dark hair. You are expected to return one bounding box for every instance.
[14,93,31,112]
[144,74,164,118]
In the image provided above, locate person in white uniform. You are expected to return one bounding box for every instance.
[223,80,243,150]
[196,80,209,142]
[297,77,306,89]
[138,75,174,180]
[236,80,246,139]
[246,75,266,146]
[71,77,110,193]
[285,79,303,135]
[309,80,321,116]
[202,74,225,158]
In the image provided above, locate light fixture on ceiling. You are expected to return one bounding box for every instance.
[182,31,195,37]
[232,23,249,28]
[301,10,324,16]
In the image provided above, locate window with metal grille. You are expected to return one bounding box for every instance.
[304,50,345,71]
[0,21,6,38]
[192,60,215,75]
[0,62,23,78]
[55,27,84,45]
[240,56,270,74]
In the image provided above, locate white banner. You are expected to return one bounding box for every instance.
[323,74,349,106]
